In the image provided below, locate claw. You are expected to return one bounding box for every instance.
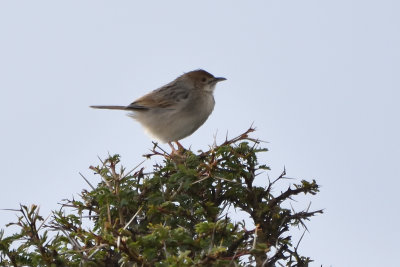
[168,142,178,154]
[168,141,185,157]
[175,141,185,151]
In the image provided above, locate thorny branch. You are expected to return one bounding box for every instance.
[0,127,322,267]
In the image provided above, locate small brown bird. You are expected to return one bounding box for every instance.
[91,69,226,151]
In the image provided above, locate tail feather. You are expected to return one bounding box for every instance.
[90,105,128,110]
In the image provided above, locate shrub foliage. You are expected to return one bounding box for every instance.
[0,128,322,266]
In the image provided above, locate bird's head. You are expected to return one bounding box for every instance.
[179,69,226,92]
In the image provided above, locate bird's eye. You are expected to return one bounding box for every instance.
[201,77,207,82]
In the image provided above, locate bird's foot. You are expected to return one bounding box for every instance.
[167,141,186,158]
[175,141,185,152]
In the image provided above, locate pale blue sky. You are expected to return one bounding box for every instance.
[1,1,399,266]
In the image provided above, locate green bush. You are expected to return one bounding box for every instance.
[0,128,322,267]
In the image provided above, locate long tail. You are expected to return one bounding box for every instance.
[90,105,128,110]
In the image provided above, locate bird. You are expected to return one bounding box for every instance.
[90,69,226,152]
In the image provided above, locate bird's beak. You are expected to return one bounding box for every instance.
[214,77,227,83]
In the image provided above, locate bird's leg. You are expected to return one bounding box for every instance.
[175,141,185,151]
[168,142,178,154]
[168,142,185,158]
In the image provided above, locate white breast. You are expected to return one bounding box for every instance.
[130,91,215,143]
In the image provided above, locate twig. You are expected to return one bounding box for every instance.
[122,159,146,179]
[79,172,95,190]
[123,206,143,230]
[252,224,259,250]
